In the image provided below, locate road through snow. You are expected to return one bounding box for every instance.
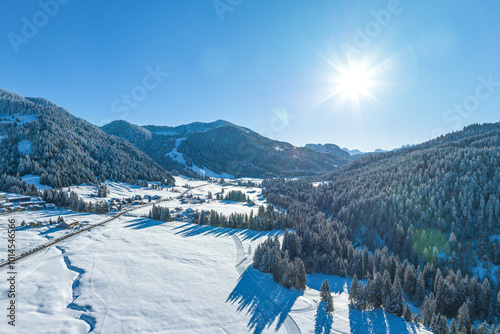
[230,233,302,334]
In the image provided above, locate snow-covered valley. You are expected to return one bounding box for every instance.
[0,178,432,333]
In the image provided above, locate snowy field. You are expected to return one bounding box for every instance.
[0,214,432,334]
[1,177,432,333]
[0,209,108,261]
[21,176,266,213]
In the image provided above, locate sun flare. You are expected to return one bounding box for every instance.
[335,63,374,100]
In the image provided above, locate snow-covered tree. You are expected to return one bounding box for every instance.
[456,300,471,334]
[385,276,403,317]
[320,279,334,313]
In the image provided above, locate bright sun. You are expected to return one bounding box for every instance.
[336,63,374,101]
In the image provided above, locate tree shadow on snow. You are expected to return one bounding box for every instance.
[314,302,333,334]
[348,307,421,334]
[306,275,349,295]
[124,217,168,230]
[226,266,300,334]
[173,223,282,241]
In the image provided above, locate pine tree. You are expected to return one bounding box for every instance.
[435,315,449,334]
[497,290,500,318]
[349,274,359,305]
[456,300,471,334]
[415,272,426,305]
[326,293,334,313]
[481,278,491,320]
[449,318,457,334]
[476,322,491,334]
[385,276,403,317]
[403,303,412,321]
[320,279,331,302]
[422,294,436,327]
[371,273,383,308]
[293,258,307,290]
[404,265,417,297]
[320,279,334,312]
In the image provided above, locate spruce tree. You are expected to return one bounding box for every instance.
[415,272,426,305]
[403,303,412,321]
[326,293,334,313]
[293,258,307,290]
[497,290,500,318]
[431,315,448,334]
[476,322,491,334]
[448,319,457,334]
[422,294,436,327]
[349,274,359,305]
[320,279,331,302]
[456,301,471,334]
[386,276,403,317]
[320,279,334,312]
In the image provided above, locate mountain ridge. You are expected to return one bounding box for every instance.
[102,119,351,178]
[0,89,174,188]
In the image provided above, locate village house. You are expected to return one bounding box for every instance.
[0,202,13,209]
[29,204,42,211]
[57,221,79,229]
[6,195,31,203]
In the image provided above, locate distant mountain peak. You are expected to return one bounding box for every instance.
[102,120,153,142]
[143,119,237,136]
[305,143,351,159]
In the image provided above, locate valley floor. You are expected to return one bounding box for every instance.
[0,178,432,333]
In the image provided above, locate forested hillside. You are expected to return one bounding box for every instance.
[0,89,173,188]
[102,120,350,178]
[260,122,500,332]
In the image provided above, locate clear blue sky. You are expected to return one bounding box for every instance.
[1,0,500,151]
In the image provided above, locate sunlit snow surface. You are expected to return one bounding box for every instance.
[0,178,432,333]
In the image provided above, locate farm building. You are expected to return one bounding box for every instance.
[57,221,79,229]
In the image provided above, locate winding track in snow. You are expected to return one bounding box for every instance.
[230,233,302,334]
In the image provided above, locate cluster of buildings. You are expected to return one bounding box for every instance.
[108,194,162,211]
[172,207,207,222]
[180,193,206,205]
[19,219,80,229]
[0,193,56,215]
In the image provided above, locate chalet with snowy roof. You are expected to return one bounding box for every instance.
[57,221,79,229]
[0,202,13,209]
[6,195,31,203]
